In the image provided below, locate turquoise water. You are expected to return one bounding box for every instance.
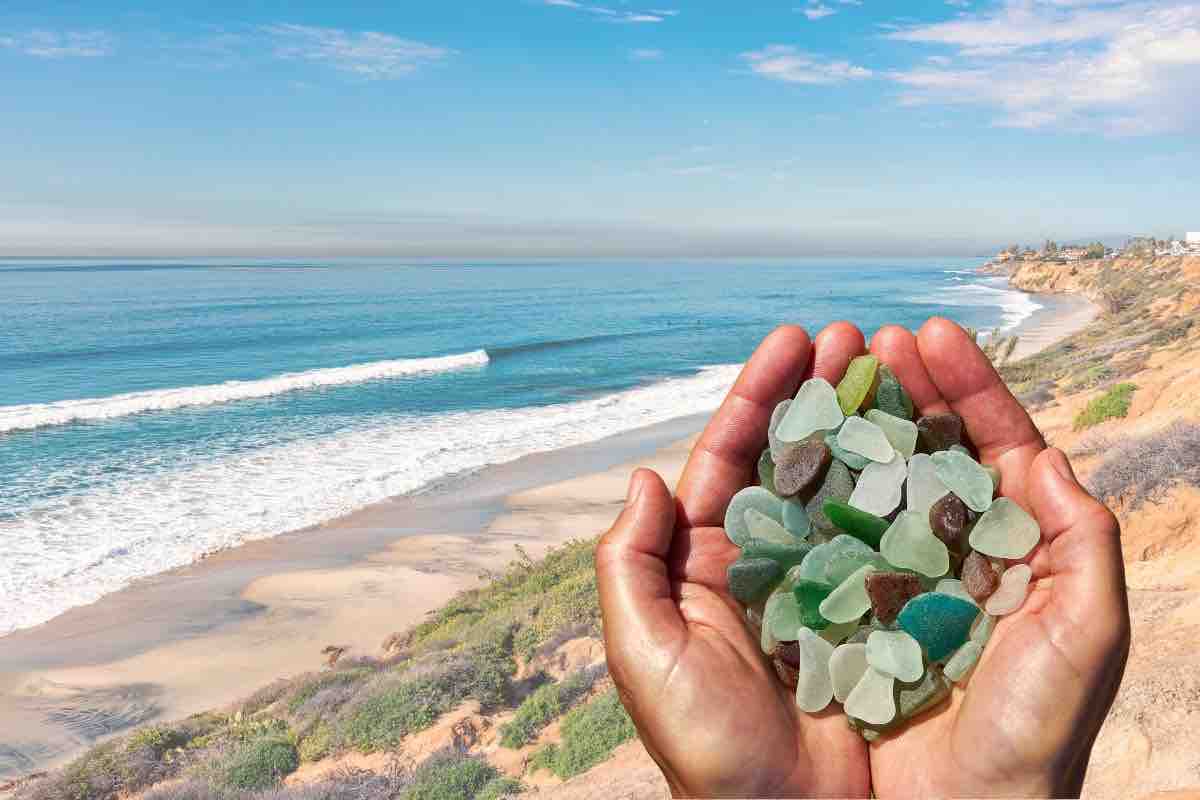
[0,258,1036,633]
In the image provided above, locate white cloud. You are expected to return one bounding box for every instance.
[742,45,873,83]
[0,30,113,58]
[802,2,838,19]
[263,24,452,79]
[629,48,664,60]
[541,1,679,23]
[886,1,1200,134]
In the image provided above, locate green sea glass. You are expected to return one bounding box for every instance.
[745,508,801,547]
[723,486,784,546]
[743,539,813,573]
[881,511,949,578]
[794,579,834,630]
[837,416,895,463]
[795,534,874,584]
[823,500,889,549]
[825,430,871,471]
[934,578,978,607]
[944,641,983,682]
[865,409,918,460]
[970,613,997,646]
[969,498,1041,559]
[765,588,803,641]
[782,497,812,538]
[818,619,862,646]
[728,558,783,604]
[768,399,792,461]
[931,450,995,513]
[777,379,844,444]
[757,449,777,495]
[819,564,877,624]
[866,629,925,682]
[874,365,914,420]
[836,355,880,415]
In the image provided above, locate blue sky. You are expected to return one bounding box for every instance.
[2,0,1198,257]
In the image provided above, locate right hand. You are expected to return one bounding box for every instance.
[596,323,873,798]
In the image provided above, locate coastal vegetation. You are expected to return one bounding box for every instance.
[1073,383,1137,431]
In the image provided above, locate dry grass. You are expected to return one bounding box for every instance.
[1086,421,1200,508]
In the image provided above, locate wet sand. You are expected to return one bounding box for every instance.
[1007,290,1100,360]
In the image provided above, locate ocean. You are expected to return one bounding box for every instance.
[0,258,1038,635]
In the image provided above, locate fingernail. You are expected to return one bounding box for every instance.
[626,470,644,505]
[1049,448,1078,485]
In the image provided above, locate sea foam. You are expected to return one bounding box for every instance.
[0,350,490,435]
[0,364,741,635]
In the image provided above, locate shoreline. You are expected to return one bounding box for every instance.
[1006,290,1100,360]
[0,414,705,779]
[0,286,1099,780]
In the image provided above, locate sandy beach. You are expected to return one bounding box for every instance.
[0,294,1100,781]
[1008,290,1101,360]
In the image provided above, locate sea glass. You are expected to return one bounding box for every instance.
[818,619,861,646]
[969,498,1041,560]
[848,453,907,517]
[845,667,897,726]
[897,592,979,661]
[865,571,924,625]
[984,564,1032,616]
[818,564,877,624]
[880,511,950,578]
[757,449,777,495]
[961,550,1001,602]
[782,497,812,538]
[934,578,978,607]
[866,630,925,682]
[775,435,832,497]
[823,500,889,549]
[970,613,997,646]
[874,365,914,420]
[765,587,803,641]
[929,492,970,547]
[768,399,792,461]
[836,355,880,415]
[825,430,872,471]
[806,460,855,535]
[794,535,874,584]
[837,416,895,464]
[777,379,844,444]
[728,558,783,604]
[865,409,918,460]
[932,450,995,513]
[916,413,964,453]
[944,641,983,683]
[906,453,949,519]
[743,539,813,573]
[724,487,785,546]
[794,579,834,630]
[794,628,836,713]
[829,642,869,703]
[745,508,802,547]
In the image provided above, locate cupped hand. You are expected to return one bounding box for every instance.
[596,323,873,798]
[865,318,1130,798]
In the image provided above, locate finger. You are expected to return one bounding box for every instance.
[916,317,1045,503]
[1027,449,1130,672]
[868,324,950,416]
[597,469,687,678]
[807,320,866,384]
[674,325,812,529]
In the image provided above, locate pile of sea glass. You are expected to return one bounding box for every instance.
[725,355,1040,739]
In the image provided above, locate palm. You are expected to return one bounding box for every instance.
[866,321,1129,798]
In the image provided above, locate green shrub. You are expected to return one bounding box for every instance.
[218,735,299,790]
[297,720,336,762]
[477,776,525,800]
[1073,383,1137,431]
[525,690,635,779]
[499,666,603,749]
[287,669,370,716]
[403,752,505,800]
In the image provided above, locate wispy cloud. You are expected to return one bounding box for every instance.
[540,0,679,23]
[742,45,873,83]
[629,48,664,61]
[885,1,1200,134]
[263,24,453,79]
[800,1,838,19]
[0,30,113,58]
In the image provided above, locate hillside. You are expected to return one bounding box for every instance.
[5,255,1199,800]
